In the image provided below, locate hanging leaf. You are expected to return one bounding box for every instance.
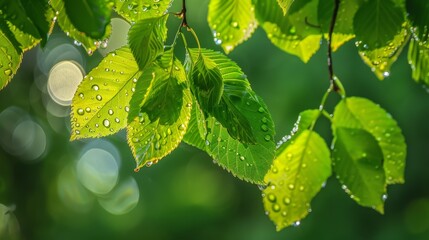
[128,14,168,70]
[408,38,429,85]
[406,0,429,45]
[70,47,141,140]
[353,0,404,50]
[184,49,275,184]
[333,97,406,185]
[113,0,173,23]
[318,0,361,51]
[332,127,386,213]
[0,21,23,90]
[208,0,257,53]
[0,0,41,40]
[189,52,224,113]
[127,60,192,170]
[264,130,331,230]
[63,0,113,39]
[254,0,321,62]
[50,0,111,54]
[276,109,319,152]
[19,0,54,46]
[276,0,295,15]
[183,97,207,150]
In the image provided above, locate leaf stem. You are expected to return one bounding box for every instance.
[328,0,340,92]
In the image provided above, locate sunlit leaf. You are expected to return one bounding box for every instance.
[353,0,404,50]
[64,0,113,39]
[189,51,224,113]
[333,97,406,185]
[357,27,410,80]
[276,0,295,15]
[406,0,429,45]
[254,0,321,62]
[318,0,361,51]
[208,0,257,53]
[113,0,173,23]
[184,49,276,184]
[276,109,319,153]
[128,14,168,70]
[332,127,386,213]
[50,0,112,54]
[188,48,256,143]
[183,97,207,151]
[127,60,192,170]
[264,130,331,230]
[408,38,429,86]
[0,21,23,90]
[70,47,141,140]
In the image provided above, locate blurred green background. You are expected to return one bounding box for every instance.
[1,0,429,239]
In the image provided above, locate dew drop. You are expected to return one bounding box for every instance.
[92,84,99,91]
[283,197,291,205]
[85,107,91,113]
[178,124,185,130]
[146,161,153,167]
[77,108,85,115]
[272,203,281,212]
[264,135,271,141]
[293,221,300,227]
[79,93,84,99]
[103,119,110,127]
[261,124,268,132]
[288,184,295,190]
[4,69,12,76]
[299,185,305,191]
[154,142,161,150]
[75,130,80,135]
[125,106,130,112]
[115,118,120,123]
[267,193,276,202]
[258,107,264,113]
[96,95,103,101]
[239,155,245,161]
[108,109,114,115]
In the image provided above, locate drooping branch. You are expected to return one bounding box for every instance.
[328,0,340,92]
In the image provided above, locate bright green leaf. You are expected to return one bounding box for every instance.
[318,0,361,51]
[254,0,322,62]
[357,27,410,80]
[406,0,429,45]
[64,0,113,39]
[276,109,319,153]
[127,60,192,170]
[128,14,168,70]
[408,38,429,85]
[332,127,386,213]
[183,97,207,151]
[276,0,294,14]
[50,0,112,54]
[70,47,141,140]
[189,51,224,113]
[188,48,256,144]
[184,49,276,183]
[333,97,406,184]
[264,130,331,230]
[208,0,257,53]
[113,0,173,23]
[0,21,23,90]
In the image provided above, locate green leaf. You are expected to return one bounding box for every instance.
[63,0,113,39]
[50,0,112,54]
[0,0,41,39]
[127,60,192,170]
[70,47,141,140]
[189,50,223,114]
[276,0,295,14]
[20,0,54,46]
[353,0,404,50]
[183,97,207,151]
[0,21,23,90]
[128,15,168,70]
[408,38,429,85]
[113,0,173,23]
[254,0,322,62]
[188,48,256,144]
[318,0,361,51]
[333,97,406,185]
[264,130,331,230]
[184,49,276,184]
[356,26,410,80]
[208,0,257,53]
[276,109,319,153]
[332,127,386,213]
[406,0,429,45]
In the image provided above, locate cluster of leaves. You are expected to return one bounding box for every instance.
[0,0,427,232]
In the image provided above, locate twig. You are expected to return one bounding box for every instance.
[328,0,340,92]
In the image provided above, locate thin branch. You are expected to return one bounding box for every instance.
[328,0,340,92]
[181,0,188,27]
